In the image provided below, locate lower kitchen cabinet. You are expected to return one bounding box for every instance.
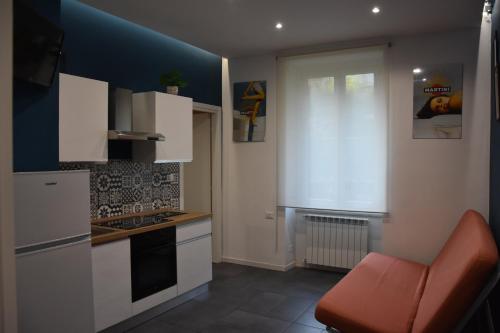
[91,218,212,331]
[176,219,213,295]
[132,285,177,316]
[92,239,132,332]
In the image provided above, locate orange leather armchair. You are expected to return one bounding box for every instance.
[315,210,499,333]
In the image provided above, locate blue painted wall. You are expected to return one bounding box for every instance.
[13,0,222,172]
[60,0,221,105]
[13,0,60,172]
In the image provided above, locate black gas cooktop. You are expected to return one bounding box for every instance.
[98,211,186,230]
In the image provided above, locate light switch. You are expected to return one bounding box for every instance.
[265,211,274,220]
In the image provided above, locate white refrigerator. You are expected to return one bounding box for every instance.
[14,171,95,333]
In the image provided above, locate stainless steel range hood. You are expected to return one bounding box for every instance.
[108,87,165,141]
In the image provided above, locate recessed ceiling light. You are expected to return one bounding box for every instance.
[413,68,422,74]
[275,22,283,29]
[372,6,380,14]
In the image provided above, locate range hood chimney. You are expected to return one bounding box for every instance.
[108,87,165,141]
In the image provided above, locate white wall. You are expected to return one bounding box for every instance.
[222,55,291,270]
[184,113,212,214]
[464,17,492,219]
[223,26,491,268]
[384,26,490,264]
[0,0,17,331]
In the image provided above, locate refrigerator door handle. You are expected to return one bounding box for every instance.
[15,233,91,256]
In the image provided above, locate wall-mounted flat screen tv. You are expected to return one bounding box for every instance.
[14,2,64,87]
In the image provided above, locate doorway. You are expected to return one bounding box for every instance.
[184,113,212,213]
[182,107,222,263]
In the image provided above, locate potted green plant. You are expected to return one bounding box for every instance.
[160,70,187,95]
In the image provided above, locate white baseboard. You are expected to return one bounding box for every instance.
[295,260,306,268]
[284,261,296,271]
[222,256,296,272]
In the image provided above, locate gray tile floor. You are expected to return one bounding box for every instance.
[127,263,344,333]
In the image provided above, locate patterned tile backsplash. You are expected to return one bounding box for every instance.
[60,161,180,219]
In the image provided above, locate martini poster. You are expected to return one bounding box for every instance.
[413,63,463,139]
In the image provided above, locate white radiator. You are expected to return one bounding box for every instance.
[305,214,368,269]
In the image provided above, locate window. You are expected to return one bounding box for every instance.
[277,47,388,212]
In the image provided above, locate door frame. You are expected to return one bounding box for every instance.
[210,106,223,263]
[180,102,223,263]
[0,0,18,331]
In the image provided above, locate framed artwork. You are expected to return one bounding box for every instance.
[233,81,266,142]
[412,63,463,139]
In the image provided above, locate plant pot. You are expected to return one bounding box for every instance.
[166,86,179,95]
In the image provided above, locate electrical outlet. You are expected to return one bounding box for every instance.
[265,211,274,220]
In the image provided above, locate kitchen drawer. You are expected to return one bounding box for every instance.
[177,234,212,295]
[176,218,211,243]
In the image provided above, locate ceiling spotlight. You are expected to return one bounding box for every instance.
[372,6,380,14]
[275,22,283,29]
[413,68,422,74]
[422,78,427,82]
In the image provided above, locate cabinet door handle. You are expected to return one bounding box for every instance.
[176,234,211,246]
[45,182,58,186]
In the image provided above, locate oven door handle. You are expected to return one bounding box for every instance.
[131,243,176,255]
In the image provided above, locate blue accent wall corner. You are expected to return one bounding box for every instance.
[13,0,222,172]
[13,0,61,172]
[60,0,222,106]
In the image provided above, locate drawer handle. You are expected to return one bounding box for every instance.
[45,182,58,186]
[176,233,211,246]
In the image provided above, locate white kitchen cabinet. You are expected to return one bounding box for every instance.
[176,218,212,295]
[92,239,132,332]
[132,285,177,316]
[176,218,212,243]
[59,73,108,162]
[133,92,193,162]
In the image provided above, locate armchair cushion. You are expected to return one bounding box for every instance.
[315,252,428,333]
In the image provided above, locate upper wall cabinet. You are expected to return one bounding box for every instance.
[133,92,193,163]
[59,73,108,162]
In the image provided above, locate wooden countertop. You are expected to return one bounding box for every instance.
[90,208,211,246]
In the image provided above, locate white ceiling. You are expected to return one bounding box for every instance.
[81,0,485,58]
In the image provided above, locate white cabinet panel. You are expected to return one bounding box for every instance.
[177,235,212,295]
[17,240,95,333]
[14,171,91,248]
[59,73,108,162]
[156,93,192,162]
[176,218,212,243]
[133,92,193,162]
[92,239,132,332]
[131,285,177,316]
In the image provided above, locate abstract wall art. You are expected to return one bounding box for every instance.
[233,81,267,142]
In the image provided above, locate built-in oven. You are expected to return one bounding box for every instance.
[130,227,177,302]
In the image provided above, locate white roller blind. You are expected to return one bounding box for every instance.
[277,47,388,212]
